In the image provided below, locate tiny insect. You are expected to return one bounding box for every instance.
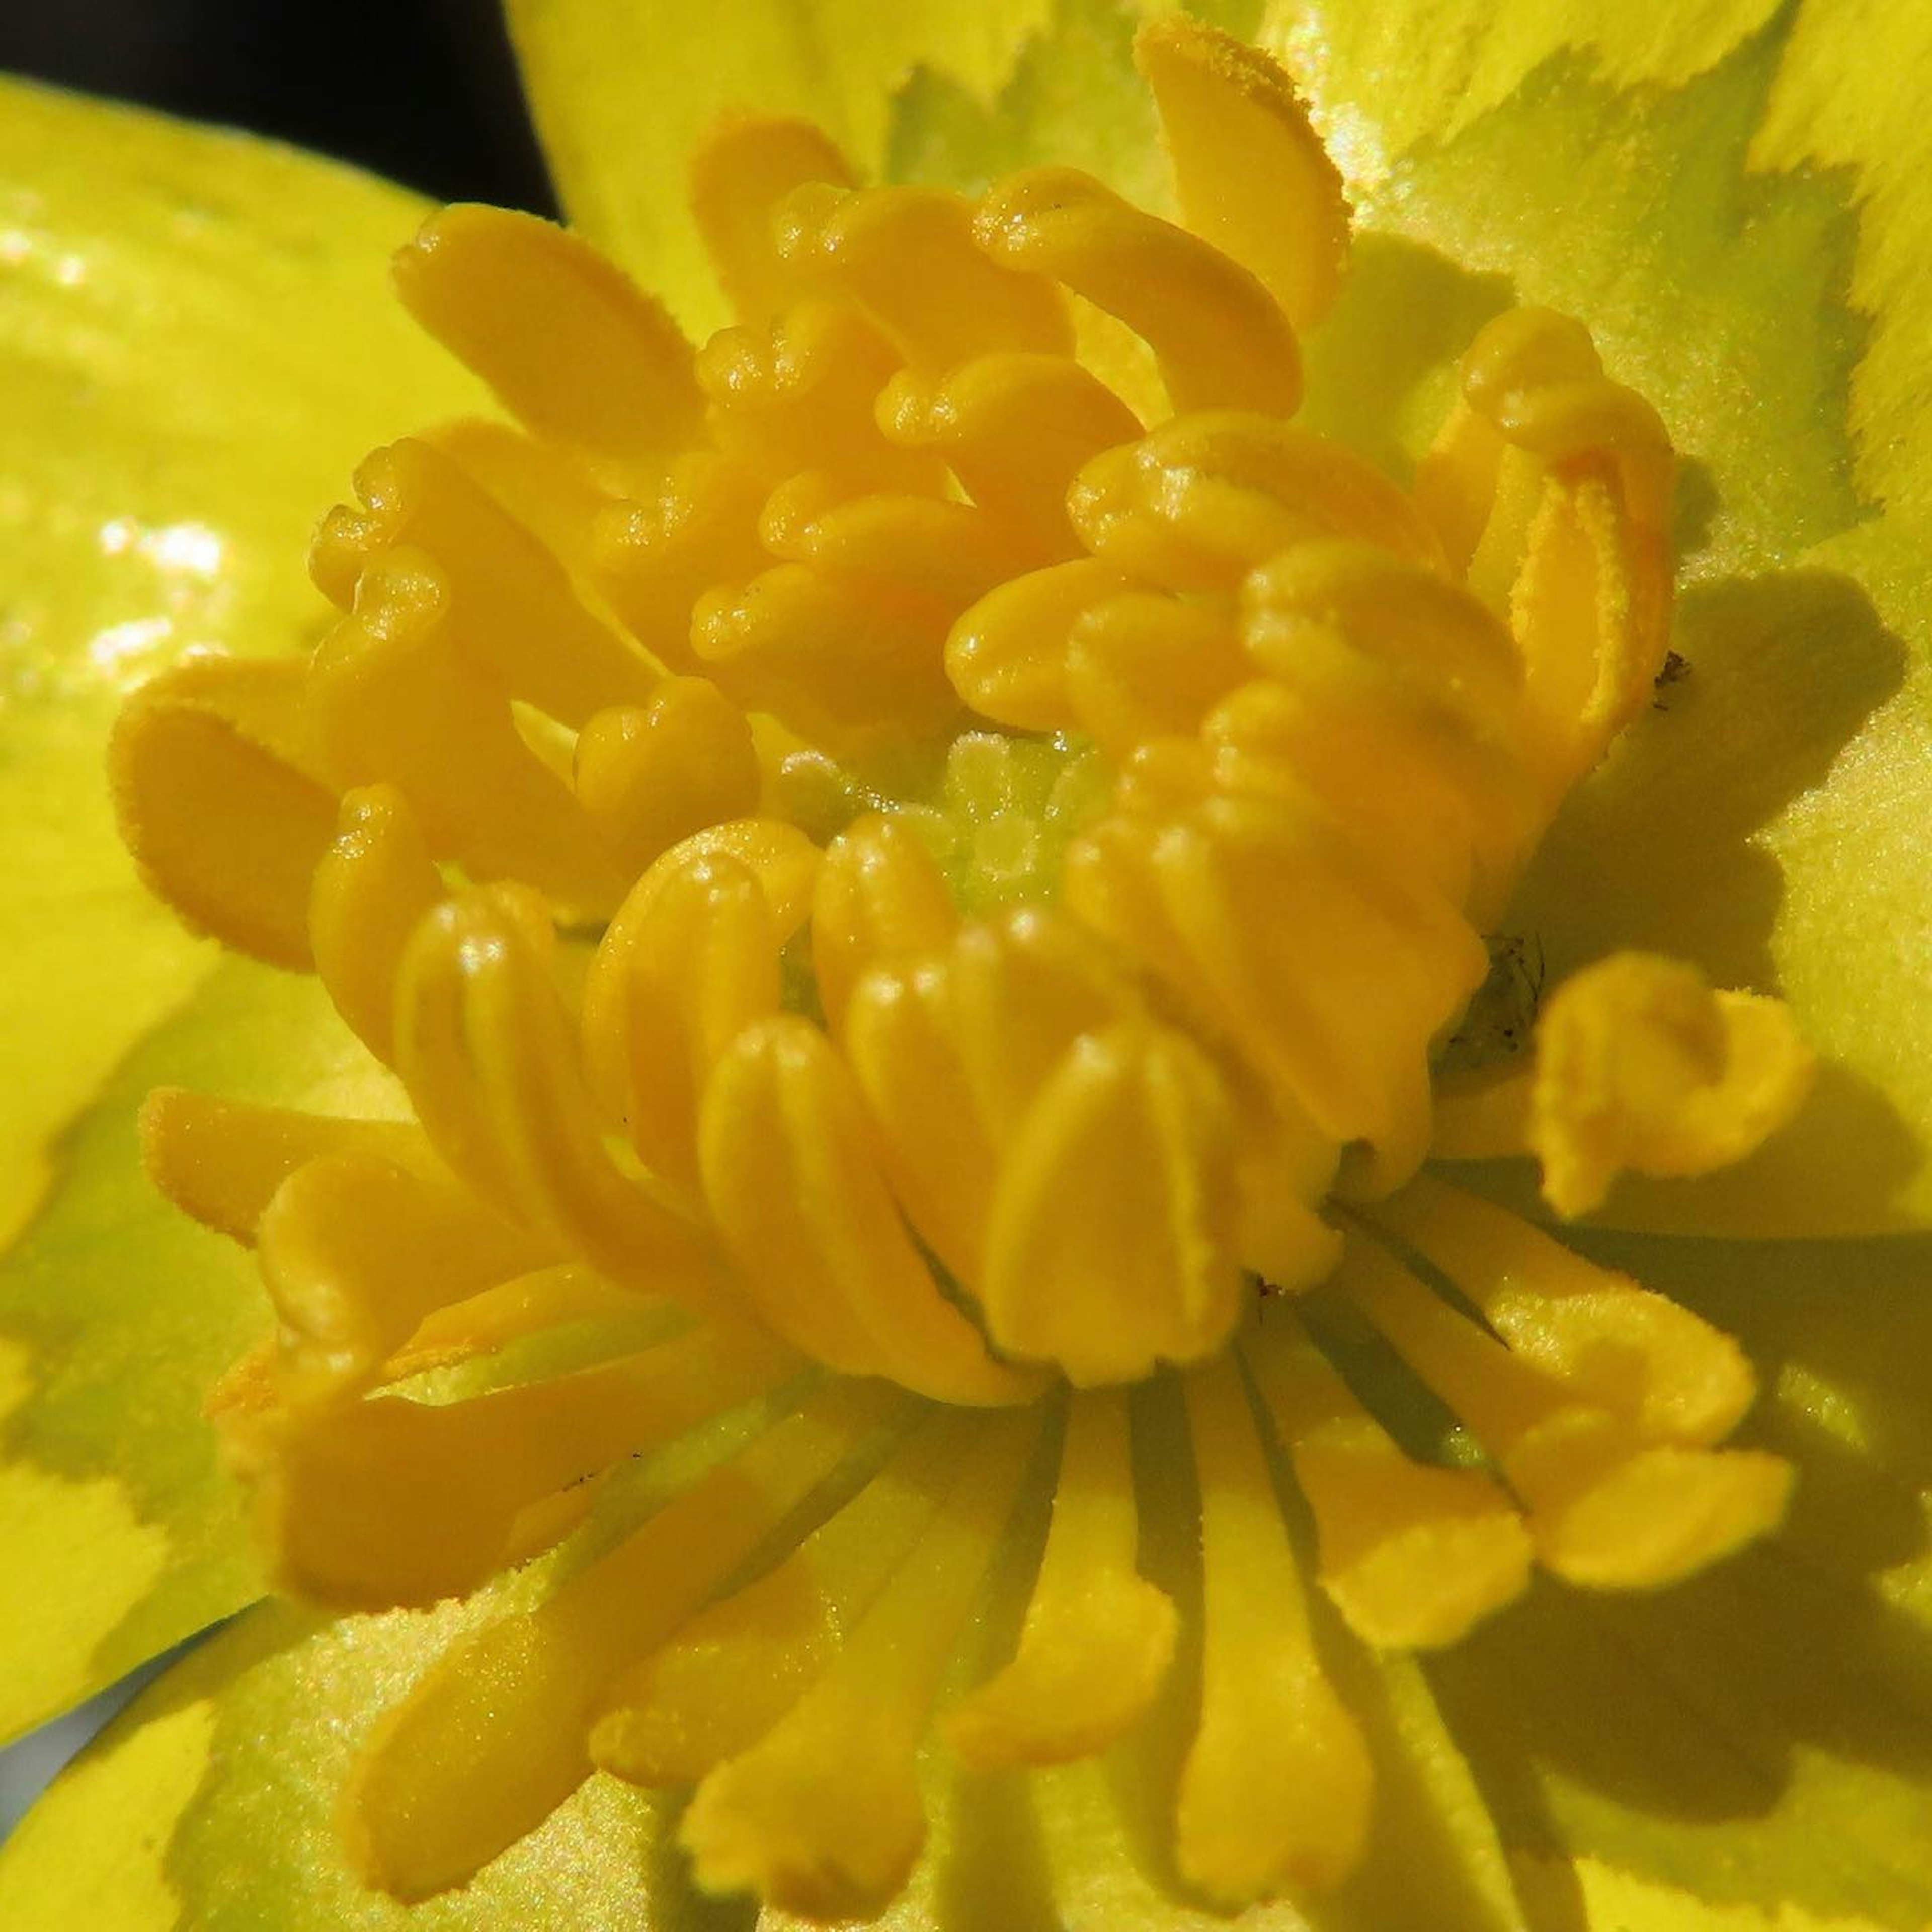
[1442,931,1546,1068]
[1652,649,1692,708]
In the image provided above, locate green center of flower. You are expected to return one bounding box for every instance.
[111,15,1817,1923]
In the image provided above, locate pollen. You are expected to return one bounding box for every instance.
[113,15,1815,1922]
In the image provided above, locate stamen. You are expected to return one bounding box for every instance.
[697,301,935,491]
[347,1379,904,1901]
[1177,1355,1371,1903]
[980,1019,1244,1384]
[308,551,625,916]
[699,1014,1043,1403]
[1371,1172,1758,1445]
[307,436,657,726]
[139,1089,435,1245]
[678,1407,1039,1919]
[777,182,1072,371]
[1243,1313,1532,1650]
[975,169,1300,415]
[392,888,728,1308]
[944,557,1134,732]
[1334,1232,1792,1589]
[582,846,783,1195]
[875,352,1142,542]
[840,953,997,1290]
[251,1320,798,1609]
[391,203,703,464]
[592,1406,981,1786]
[810,813,958,1035]
[1527,951,1816,1216]
[571,677,763,880]
[1063,591,1249,756]
[110,653,340,969]
[948,1388,1178,1765]
[255,1149,561,1401]
[1068,412,1446,592]
[308,785,441,1065]
[688,115,856,320]
[1134,17,1350,332]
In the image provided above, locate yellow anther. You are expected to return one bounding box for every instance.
[680,1408,1038,1921]
[875,352,1143,543]
[688,113,856,319]
[1338,1235,1792,1591]
[949,902,1143,1137]
[1244,1315,1532,1650]
[1231,1093,1345,1292]
[1241,541,1524,744]
[810,813,958,1035]
[581,817,822,1125]
[308,437,657,727]
[308,550,626,917]
[1527,952,1816,1218]
[392,203,703,465]
[1178,1355,1372,1903]
[394,1261,657,1375]
[948,1388,1177,1765]
[307,785,441,1066]
[692,561,961,749]
[254,1322,796,1611]
[975,167,1300,416]
[840,955,998,1290]
[777,181,1072,370]
[1063,591,1249,756]
[586,849,783,1197]
[759,471,1037,610]
[1069,412,1446,591]
[1459,307,1673,531]
[696,299,935,491]
[699,1015,1043,1403]
[593,1408,977,1787]
[347,1380,902,1902]
[1066,790,1487,1191]
[419,417,612,582]
[944,557,1134,733]
[393,889,727,1307]
[109,653,339,971]
[1512,470,1673,790]
[592,452,771,670]
[139,1090,437,1246]
[1418,308,1676,795]
[1371,1174,1757,1447]
[981,1019,1244,1384]
[573,679,761,879]
[1134,16,1350,332]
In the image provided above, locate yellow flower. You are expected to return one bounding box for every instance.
[3,4,1931,1929]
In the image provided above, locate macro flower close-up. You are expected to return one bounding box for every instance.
[3,1,1931,1926]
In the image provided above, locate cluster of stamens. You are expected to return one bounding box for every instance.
[111,18,1816,1921]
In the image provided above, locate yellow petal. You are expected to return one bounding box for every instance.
[0,962,403,1744]
[0,76,475,1251]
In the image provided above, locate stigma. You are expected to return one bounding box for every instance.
[113,15,1814,1922]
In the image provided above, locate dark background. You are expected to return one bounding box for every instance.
[0,0,556,212]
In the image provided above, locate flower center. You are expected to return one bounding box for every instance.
[112,15,1818,1922]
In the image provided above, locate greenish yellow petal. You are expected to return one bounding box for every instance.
[503,0,1066,332]
[0,78,479,1737]
[0,1594,722,1930]
[1424,1225,1932,1927]
[0,963,402,1743]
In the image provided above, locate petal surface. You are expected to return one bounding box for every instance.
[0,78,474,1737]
[0,1592,730,1930]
